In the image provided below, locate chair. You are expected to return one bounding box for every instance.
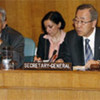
[24,37,35,62]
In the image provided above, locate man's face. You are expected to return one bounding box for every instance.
[74,9,96,37]
[0,13,6,33]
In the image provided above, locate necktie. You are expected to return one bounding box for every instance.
[85,39,94,63]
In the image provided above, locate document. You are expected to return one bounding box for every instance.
[73,66,86,71]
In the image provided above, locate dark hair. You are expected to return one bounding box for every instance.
[41,11,65,32]
[76,4,98,21]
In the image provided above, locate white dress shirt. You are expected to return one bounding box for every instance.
[83,27,96,60]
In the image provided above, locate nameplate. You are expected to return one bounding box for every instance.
[23,62,72,70]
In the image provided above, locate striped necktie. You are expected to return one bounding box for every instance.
[85,39,94,64]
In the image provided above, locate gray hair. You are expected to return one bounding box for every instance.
[0,8,6,23]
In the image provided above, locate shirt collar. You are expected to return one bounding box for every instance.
[83,27,96,41]
[43,30,66,44]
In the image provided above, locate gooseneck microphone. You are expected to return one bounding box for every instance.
[49,50,57,62]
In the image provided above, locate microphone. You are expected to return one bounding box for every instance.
[49,50,57,62]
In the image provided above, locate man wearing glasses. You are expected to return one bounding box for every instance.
[57,4,100,69]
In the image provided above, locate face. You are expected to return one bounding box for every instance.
[44,19,61,37]
[0,13,6,33]
[74,9,97,37]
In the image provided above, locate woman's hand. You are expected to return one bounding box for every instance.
[55,59,64,63]
[0,38,3,45]
[34,56,42,62]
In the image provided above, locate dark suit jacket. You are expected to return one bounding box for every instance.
[58,27,100,66]
[37,34,64,60]
[0,25,24,68]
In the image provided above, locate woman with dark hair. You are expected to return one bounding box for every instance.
[34,11,66,62]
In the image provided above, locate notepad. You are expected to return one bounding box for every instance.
[73,66,86,71]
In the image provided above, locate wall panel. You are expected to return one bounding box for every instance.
[0,0,100,46]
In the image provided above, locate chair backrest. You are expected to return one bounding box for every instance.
[24,37,35,62]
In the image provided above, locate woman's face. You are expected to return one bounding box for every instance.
[44,19,61,37]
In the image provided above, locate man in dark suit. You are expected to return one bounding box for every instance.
[57,4,100,69]
[0,7,24,68]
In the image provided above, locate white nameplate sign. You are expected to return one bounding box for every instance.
[24,62,72,70]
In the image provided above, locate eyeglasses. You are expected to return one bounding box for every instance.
[73,18,92,25]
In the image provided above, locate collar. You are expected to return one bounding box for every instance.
[83,27,96,41]
[43,30,66,44]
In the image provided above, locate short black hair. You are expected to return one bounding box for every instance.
[41,11,66,32]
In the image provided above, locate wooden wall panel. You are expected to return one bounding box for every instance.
[0,0,100,46]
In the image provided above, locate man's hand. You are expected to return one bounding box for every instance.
[85,60,99,69]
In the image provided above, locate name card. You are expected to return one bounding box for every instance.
[23,62,72,70]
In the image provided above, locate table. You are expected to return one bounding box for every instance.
[0,70,100,100]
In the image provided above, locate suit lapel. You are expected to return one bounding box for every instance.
[44,39,50,59]
[75,36,85,65]
[94,28,100,60]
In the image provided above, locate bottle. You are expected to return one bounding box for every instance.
[1,46,14,70]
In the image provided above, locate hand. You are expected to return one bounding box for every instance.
[0,38,3,45]
[85,60,99,69]
[34,56,42,62]
[55,59,64,63]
